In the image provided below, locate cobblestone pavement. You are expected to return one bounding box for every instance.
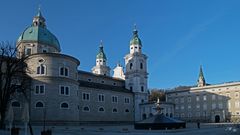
[0,123,239,135]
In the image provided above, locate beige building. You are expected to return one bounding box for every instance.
[166,66,240,123]
[9,9,149,125]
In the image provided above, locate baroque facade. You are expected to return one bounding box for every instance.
[166,66,240,123]
[11,9,149,124]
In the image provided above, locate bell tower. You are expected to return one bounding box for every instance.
[197,65,206,87]
[92,41,110,76]
[124,26,148,121]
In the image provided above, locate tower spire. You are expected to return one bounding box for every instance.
[197,65,206,87]
[32,6,46,28]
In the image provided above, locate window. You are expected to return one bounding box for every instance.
[130,86,133,91]
[82,93,90,101]
[98,107,105,112]
[196,104,200,109]
[112,108,118,113]
[203,104,207,110]
[188,97,191,102]
[180,97,184,103]
[235,101,240,108]
[124,97,130,104]
[212,103,216,109]
[125,109,129,113]
[218,94,222,100]
[42,49,47,53]
[140,63,143,69]
[219,103,223,109]
[60,102,69,109]
[130,63,133,70]
[188,113,192,118]
[203,95,207,101]
[35,101,44,108]
[196,96,199,101]
[35,85,45,95]
[175,98,179,103]
[98,94,105,102]
[59,86,70,96]
[235,92,239,98]
[59,67,69,77]
[112,96,118,103]
[83,106,90,112]
[141,86,144,92]
[181,105,184,110]
[175,106,179,110]
[12,101,20,108]
[25,48,32,55]
[188,105,191,109]
[212,95,216,100]
[37,65,46,75]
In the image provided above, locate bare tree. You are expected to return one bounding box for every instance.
[0,41,31,129]
[149,89,166,102]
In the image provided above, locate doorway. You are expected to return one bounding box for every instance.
[215,115,220,123]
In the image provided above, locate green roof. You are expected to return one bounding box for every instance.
[17,26,60,51]
[130,29,142,46]
[96,44,107,60]
[17,9,60,51]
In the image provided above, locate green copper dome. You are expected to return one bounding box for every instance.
[96,42,107,60]
[17,10,61,51]
[130,29,142,46]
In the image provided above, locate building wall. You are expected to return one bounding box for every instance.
[166,82,240,122]
[79,86,134,123]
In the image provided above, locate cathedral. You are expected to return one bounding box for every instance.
[12,9,149,124]
[9,9,240,125]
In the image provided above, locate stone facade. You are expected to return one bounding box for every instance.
[166,68,240,123]
[9,9,149,125]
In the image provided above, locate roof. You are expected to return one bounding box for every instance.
[78,70,125,81]
[130,29,142,46]
[96,44,107,60]
[78,80,133,93]
[17,26,60,51]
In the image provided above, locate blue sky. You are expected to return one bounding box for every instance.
[1,0,240,89]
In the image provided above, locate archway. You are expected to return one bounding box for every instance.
[142,114,147,120]
[215,115,220,123]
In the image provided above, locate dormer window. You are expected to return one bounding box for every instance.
[25,48,32,56]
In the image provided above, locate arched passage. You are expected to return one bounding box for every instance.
[215,115,220,123]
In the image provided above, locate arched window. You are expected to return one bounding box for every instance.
[125,109,129,113]
[35,101,44,108]
[60,102,69,109]
[130,63,133,70]
[170,113,173,117]
[59,67,69,77]
[98,107,105,112]
[140,63,143,69]
[112,108,118,113]
[83,106,90,112]
[12,101,20,108]
[37,65,46,75]
[141,86,144,92]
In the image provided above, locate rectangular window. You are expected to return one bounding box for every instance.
[235,92,239,98]
[212,95,216,100]
[203,104,207,110]
[188,97,191,102]
[196,104,200,109]
[219,103,223,109]
[25,48,32,55]
[175,98,179,103]
[212,103,216,109]
[180,97,184,103]
[124,97,130,104]
[82,93,90,101]
[98,94,105,102]
[35,85,45,95]
[112,96,118,103]
[203,95,207,101]
[235,101,239,108]
[59,86,70,96]
[188,105,191,109]
[196,96,200,102]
